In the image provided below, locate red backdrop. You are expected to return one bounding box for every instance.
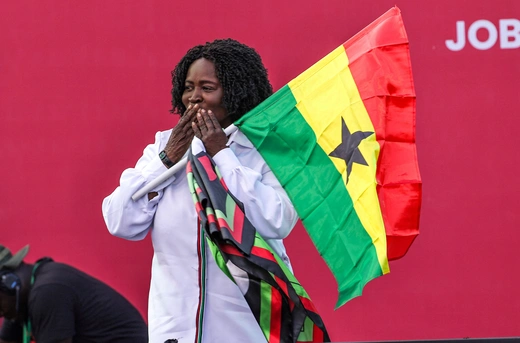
[1,0,519,341]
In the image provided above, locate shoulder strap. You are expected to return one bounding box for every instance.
[24,257,53,343]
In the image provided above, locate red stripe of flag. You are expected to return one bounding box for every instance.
[269,288,282,343]
[343,7,420,260]
[231,204,244,244]
[195,202,203,214]
[275,275,293,311]
[299,295,317,313]
[251,246,276,263]
[217,218,230,230]
[198,155,217,181]
[313,324,324,342]
[274,275,288,297]
[220,244,242,256]
[207,213,216,225]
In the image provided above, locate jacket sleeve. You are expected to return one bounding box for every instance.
[102,131,176,240]
[212,146,298,240]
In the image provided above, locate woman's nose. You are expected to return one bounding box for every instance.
[189,89,202,103]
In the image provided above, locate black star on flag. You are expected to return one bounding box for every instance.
[329,117,374,184]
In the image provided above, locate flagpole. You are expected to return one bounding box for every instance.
[131,124,238,201]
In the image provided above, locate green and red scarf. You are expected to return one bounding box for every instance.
[187,149,329,343]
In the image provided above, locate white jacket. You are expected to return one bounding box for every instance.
[102,129,298,343]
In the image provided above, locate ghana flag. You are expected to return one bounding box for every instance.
[234,6,421,308]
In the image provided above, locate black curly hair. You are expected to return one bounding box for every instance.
[171,38,273,123]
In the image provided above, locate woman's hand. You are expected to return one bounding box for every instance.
[163,104,199,164]
[192,109,228,157]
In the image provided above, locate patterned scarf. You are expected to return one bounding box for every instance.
[187,147,330,343]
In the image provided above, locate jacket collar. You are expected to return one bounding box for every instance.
[228,128,254,149]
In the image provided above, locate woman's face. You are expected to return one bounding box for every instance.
[182,58,231,128]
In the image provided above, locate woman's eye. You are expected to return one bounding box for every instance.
[203,87,214,91]
[184,86,193,91]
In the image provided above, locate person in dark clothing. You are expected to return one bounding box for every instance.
[0,244,148,343]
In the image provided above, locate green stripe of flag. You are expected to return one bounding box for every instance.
[259,280,272,339]
[236,85,383,307]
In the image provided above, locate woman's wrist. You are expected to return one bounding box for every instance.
[159,150,175,168]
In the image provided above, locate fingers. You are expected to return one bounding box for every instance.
[192,109,225,143]
[184,103,198,117]
[173,104,198,137]
[195,110,208,132]
[179,104,198,126]
[192,108,209,139]
[195,109,221,131]
[205,110,222,131]
[167,104,197,145]
[192,120,202,139]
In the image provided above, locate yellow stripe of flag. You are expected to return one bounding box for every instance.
[288,45,389,273]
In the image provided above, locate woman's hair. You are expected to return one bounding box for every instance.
[171,38,273,123]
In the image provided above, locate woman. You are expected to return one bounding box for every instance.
[102,39,298,343]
